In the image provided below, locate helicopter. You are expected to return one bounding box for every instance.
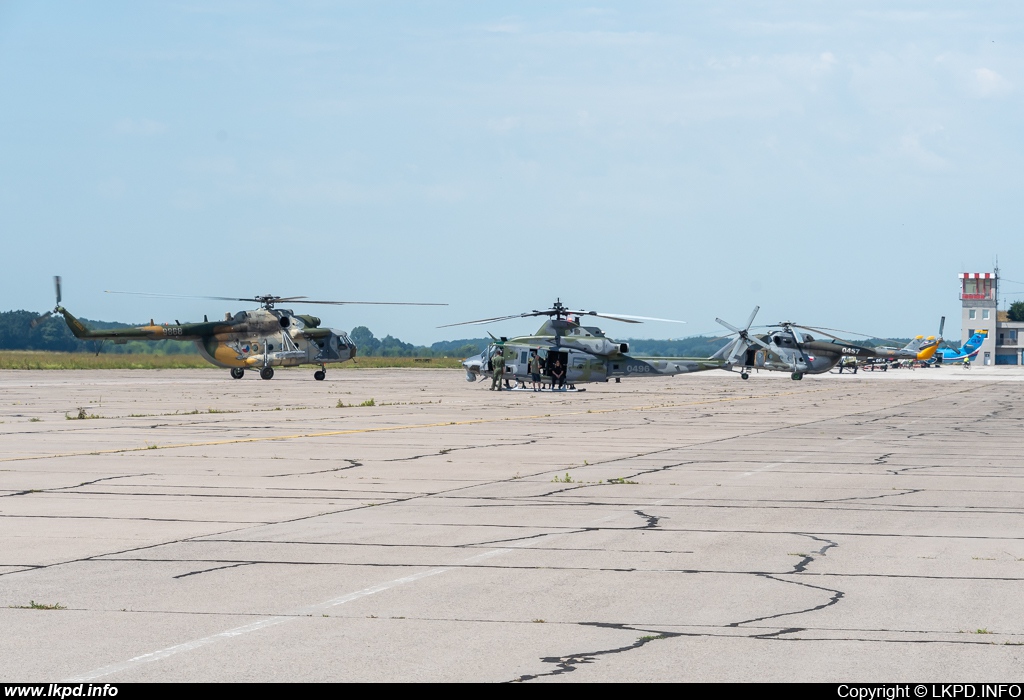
[441,299,741,389]
[33,277,445,380]
[714,308,936,380]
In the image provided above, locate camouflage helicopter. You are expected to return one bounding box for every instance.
[33,277,444,380]
[441,299,746,389]
[715,308,937,380]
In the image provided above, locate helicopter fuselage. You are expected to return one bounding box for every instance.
[462,320,728,386]
[746,332,921,376]
[57,305,355,378]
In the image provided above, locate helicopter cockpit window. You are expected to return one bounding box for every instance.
[232,311,246,322]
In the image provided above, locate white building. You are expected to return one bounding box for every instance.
[959,271,1023,365]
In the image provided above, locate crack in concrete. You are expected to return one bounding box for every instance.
[634,509,660,529]
[172,561,255,579]
[267,458,364,477]
[825,488,923,503]
[513,623,683,681]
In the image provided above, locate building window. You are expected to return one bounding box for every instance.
[982,309,990,320]
[969,309,976,320]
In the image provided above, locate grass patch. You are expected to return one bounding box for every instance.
[607,477,638,484]
[0,351,209,370]
[66,408,99,420]
[552,473,574,483]
[337,398,375,408]
[11,601,66,610]
[28,418,41,422]
[638,634,669,642]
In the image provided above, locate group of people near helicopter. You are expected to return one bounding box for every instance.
[489,346,569,391]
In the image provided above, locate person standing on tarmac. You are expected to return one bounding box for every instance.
[528,352,544,390]
[490,344,506,390]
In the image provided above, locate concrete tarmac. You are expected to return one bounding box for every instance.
[1,366,1022,682]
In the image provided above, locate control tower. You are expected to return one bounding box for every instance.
[959,272,997,365]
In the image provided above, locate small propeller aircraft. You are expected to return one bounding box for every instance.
[858,317,944,370]
[34,277,445,380]
[441,299,743,389]
[715,308,937,379]
[931,328,987,365]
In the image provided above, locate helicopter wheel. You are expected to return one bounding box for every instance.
[230,367,245,380]
[791,372,803,380]
[741,372,749,380]
[314,370,326,381]
[260,367,275,380]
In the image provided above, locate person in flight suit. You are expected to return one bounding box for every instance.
[490,344,506,390]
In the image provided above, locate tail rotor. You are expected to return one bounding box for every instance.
[30,276,62,329]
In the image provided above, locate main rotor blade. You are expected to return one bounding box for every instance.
[105,290,445,307]
[105,290,250,303]
[585,314,641,324]
[30,311,52,329]
[791,323,874,339]
[743,305,759,331]
[592,312,686,324]
[54,276,62,305]
[749,334,772,352]
[437,311,546,329]
[291,299,447,306]
[791,325,847,342]
[715,318,743,335]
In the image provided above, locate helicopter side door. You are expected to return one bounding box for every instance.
[567,350,606,383]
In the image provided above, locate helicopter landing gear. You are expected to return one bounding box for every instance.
[314,368,326,381]
[741,372,749,380]
[230,367,245,379]
[790,372,803,380]
[260,367,275,380]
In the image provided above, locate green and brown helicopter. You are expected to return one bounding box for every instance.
[34,277,444,380]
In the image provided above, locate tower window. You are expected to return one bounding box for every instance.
[969,310,976,320]
[982,309,990,320]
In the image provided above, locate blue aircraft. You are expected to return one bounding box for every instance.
[932,329,988,365]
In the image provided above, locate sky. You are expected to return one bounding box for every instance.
[1,1,1023,344]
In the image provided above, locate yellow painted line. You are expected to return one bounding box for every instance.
[0,387,836,464]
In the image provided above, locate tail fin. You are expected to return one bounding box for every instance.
[57,308,96,338]
[962,329,988,353]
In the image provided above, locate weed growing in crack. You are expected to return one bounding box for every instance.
[66,408,99,420]
[607,478,637,484]
[552,473,574,483]
[11,601,66,610]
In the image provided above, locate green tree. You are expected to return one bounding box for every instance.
[1009,301,1024,322]
[349,326,381,356]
